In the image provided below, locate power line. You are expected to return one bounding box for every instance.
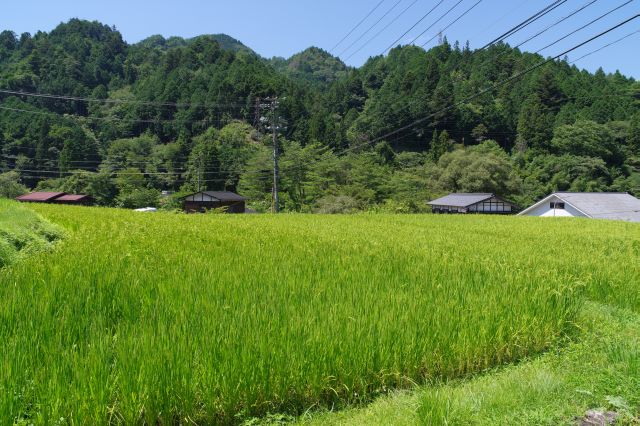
[0,105,233,126]
[0,88,258,108]
[338,0,405,57]
[334,14,640,155]
[5,89,636,166]
[532,0,635,55]
[478,0,569,50]
[5,171,264,185]
[510,0,602,52]
[329,0,387,53]
[0,152,276,176]
[470,0,530,41]
[5,168,266,176]
[373,0,575,136]
[344,0,421,61]
[406,0,467,46]
[418,0,485,48]
[569,28,640,64]
[382,0,448,54]
[475,0,624,80]
[347,0,575,147]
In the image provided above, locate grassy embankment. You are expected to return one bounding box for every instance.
[0,201,638,424]
[0,199,63,268]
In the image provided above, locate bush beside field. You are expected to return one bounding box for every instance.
[0,199,63,268]
[0,203,639,424]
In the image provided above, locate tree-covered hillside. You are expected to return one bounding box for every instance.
[1,19,639,211]
[270,47,350,86]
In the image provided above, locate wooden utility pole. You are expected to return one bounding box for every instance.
[270,98,280,213]
[255,96,283,213]
[197,153,203,192]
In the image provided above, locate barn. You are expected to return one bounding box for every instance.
[518,192,640,222]
[427,193,519,214]
[182,191,247,214]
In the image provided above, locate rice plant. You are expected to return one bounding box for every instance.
[0,203,638,424]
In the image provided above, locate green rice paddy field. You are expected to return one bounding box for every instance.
[0,200,639,424]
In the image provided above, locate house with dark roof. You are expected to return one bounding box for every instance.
[16,192,93,206]
[182,191,247,214]
[427,193,519,214]
[518,192,640,222]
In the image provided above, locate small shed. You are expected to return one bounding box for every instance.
[427,193,519,214]
[52,194,93,205]
[518,192,640,222]
[16,192,66,203]
[182,191,247,214]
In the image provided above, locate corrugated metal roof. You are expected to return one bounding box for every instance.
[16,192,66,202]
[55,194,91,201]
[556,192,640,222]
[427,193,494,207]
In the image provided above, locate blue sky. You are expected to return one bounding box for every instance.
[2,0,639,77]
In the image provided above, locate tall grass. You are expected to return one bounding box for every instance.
[0,203,638,424]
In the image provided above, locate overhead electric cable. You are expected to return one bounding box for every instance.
[406,0,467,46]
[478,0,569,50]
[569,28,640,63]
[348,0,568,142]
[511,0,601,51]
[416,0,485,48]
[0,88,256,108]
[533,0,635,55]
[329,0,387,53]
[334,14,640,155]
[382,0,448,54]
[338,0,405,57]
[471,0,529,40]
[0,105,228,126]
[344,0,421,61]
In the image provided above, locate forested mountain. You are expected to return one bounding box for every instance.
[1,19,639,212]
[135,33,254,54]
[270,47,349,86]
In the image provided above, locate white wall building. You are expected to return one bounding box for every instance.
[518,192,640,222]
[427,193,519,214]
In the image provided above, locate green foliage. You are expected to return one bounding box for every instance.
[115,187,160,209]
[429,130,453,163]
[516,94,554,151]
[0,171,28,198]
[271,47,349,86]
[432,141,521,196]
[1,19,640,209]
[629,112,640,155]
[551,120,622,164]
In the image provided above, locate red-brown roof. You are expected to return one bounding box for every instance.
[55,194,91,201]
[16,192,66,202]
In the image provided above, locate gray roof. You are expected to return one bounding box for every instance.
[186,191,247,202]
[556,192,640,222]
[427,193,494,207]
[203,191,247,201]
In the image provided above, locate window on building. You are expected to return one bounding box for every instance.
[550,202,565,210]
